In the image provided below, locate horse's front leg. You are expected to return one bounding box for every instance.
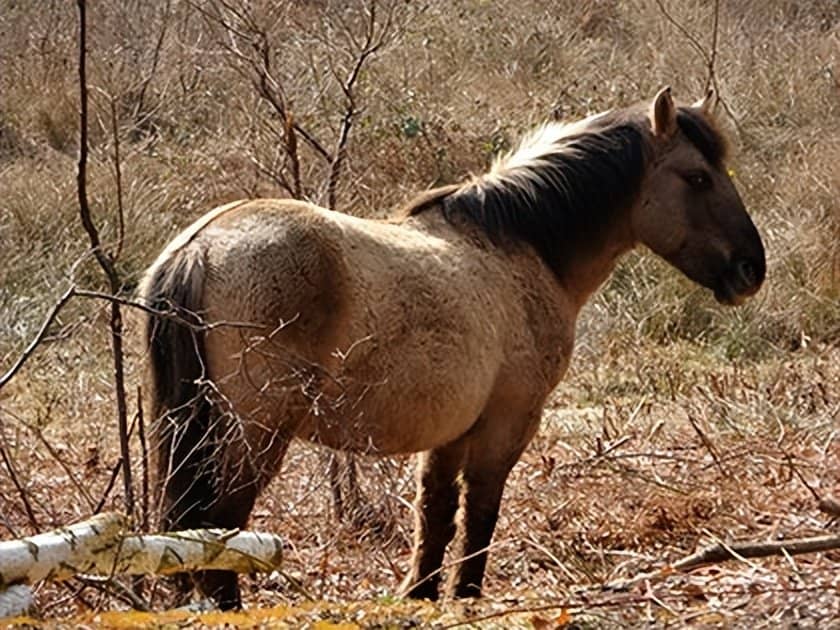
[401,438,468,600]
[447,412,539,598]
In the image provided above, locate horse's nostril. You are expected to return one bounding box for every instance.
[734,259,756,287]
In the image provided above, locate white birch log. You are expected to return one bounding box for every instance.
[103,528,284,576]
[0,584,33,619]
[0,513,283,588]
[0,512,127,587]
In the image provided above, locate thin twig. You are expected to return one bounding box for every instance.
[137,386,150,533]
[74,575,151,612]
[0,418,40,531]
[199,0,331,163]
[781,451,840,517]
[0,285,76,390]
[686,413,726,475]
[30,426,97,512]
[94,457,124,515]
[109,97,125,261]
[652,0,742,132]
[705,0,720,92]
[73,288,261,331]
[652,0,709,65]
[284,111,301,198]
[326,0,390,209]
[782,450,822,502]
[132,0,172,125]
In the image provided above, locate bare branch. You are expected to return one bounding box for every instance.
[326,0,395,209]
[136,386,150,533]
[248,151,296,196]
[31,425,97,511]
[109,97,125,261]
[652,0,709,65]
[686,413,725,475]
[0,285,76,390]
[653,0,742,131]
[74,575,151,612]
[0,282,262,406]
[132,0,173,125]
[76,6,116,278]
[285,112,302,198]
[77,0,134,522]
[93,457,125,515]
[73,288,263,332]
[608,533,840,590]
[675,535,840,570]
[783,449,822,503]
[201,0,331,170]
[0,418,40,531]
[706,0,720,92]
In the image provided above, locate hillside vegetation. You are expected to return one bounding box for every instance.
[0,1,838,626]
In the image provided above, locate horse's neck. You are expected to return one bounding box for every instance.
[552,210,637,311]
[405,196,637,312]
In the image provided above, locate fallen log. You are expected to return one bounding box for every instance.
[0,584,33,619]
[0,512,283,587]
[0,513,126,587]
[104,527,284,577]
[607,532,840,590]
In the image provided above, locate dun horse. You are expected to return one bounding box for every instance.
[140,88,765,608]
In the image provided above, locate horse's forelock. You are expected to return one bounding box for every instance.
[676,107,728,166]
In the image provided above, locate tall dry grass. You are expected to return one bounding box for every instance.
[0,0,838,624]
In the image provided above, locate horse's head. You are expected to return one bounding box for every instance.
[633,87,765,305]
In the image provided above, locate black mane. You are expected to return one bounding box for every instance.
[403,105,726,275]
[418,115,649,272]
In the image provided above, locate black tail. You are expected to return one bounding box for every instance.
[141,244,217,530]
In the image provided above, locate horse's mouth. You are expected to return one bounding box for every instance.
[713,256,766,306]
[714,283,746,306]
[714,275,759,306]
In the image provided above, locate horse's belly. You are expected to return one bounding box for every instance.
[294,381,488,455]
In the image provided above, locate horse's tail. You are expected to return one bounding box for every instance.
[139,240,216,529]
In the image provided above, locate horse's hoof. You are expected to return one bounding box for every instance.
[400,577,440,601]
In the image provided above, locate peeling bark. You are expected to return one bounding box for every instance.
[0,584,33,619]
[0,513,283,589]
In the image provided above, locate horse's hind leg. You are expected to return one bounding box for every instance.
[447,412,540,598]
[158,410,291,610]
[159,446,260,609]
[155,402,224,605]
[191,430,292,610]
[189,470,262,609]
[402,438,468,600]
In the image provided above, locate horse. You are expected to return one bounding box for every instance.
[139,87,765,609]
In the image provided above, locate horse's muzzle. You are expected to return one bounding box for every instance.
[714,256,765,306]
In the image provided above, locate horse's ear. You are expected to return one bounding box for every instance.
[693,88,718,115]
[650,86,677,138]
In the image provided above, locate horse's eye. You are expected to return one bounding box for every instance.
[684,171,711,190]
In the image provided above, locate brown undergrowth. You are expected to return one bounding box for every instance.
[2,342,838,627]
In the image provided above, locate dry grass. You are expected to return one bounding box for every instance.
[0,0,838,626]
